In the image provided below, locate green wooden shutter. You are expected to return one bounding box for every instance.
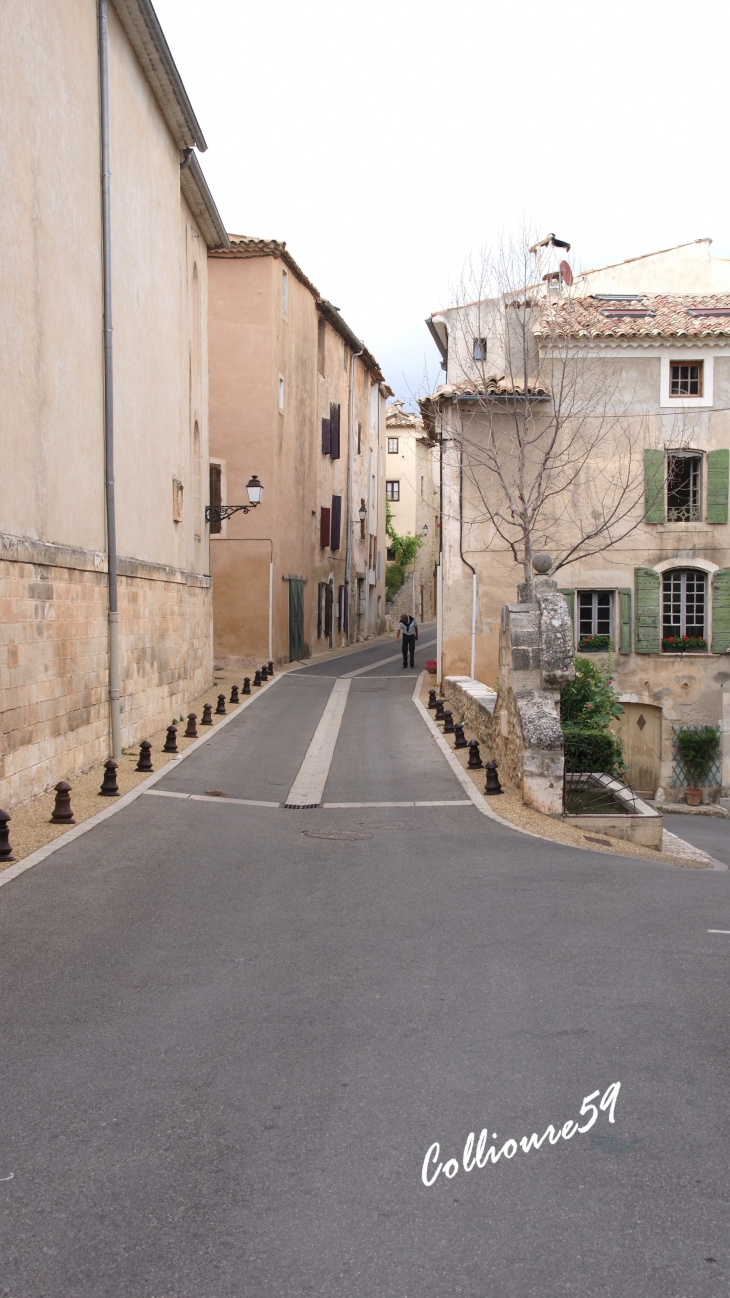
[706,449,729,524]
[644,449,666,523]
[634,567,660,654]
[557,588,575,624]
[619,588,632,654]
[712,568,730,653]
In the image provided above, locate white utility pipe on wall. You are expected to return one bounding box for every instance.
[268,561,273,663]
[470,571,476,680]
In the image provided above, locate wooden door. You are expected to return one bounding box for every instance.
[288,579,304,662]
[610,703,662,797]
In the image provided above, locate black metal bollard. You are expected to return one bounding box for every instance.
[253,670,262,687]
[0,809,13,861]
[184,714,198,739]
[201,703,213,725]
[484,760,503,795]
[453,722,468,749]
[163,725,178,753]
[442,709,455,735]
[267,661,274,675]
[434,698,445,721]
[136,740,154,771]
[260,665,268,681]
[242,678,251,695]
[230,685,239,705]
[50,780,75,824]
[99,758,120,796]
[427,689,437,709]
[467,739,483,769]
[215,694,226,715]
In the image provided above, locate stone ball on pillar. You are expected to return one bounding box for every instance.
[532,552,552,574]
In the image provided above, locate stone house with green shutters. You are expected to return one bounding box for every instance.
[422,237,730,802]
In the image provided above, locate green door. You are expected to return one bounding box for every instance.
[288,579,305,661]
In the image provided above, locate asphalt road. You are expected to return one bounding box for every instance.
[1,634,729,1297]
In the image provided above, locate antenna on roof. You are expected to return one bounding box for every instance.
[560,260,573,287]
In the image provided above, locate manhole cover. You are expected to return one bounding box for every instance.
[302,830,373,841]
[636,714,646,731]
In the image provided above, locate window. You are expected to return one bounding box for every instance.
[317,316,326,376]
[662,568,706,640]
[386,480,400,501]
[172,478,184,523]
[387,548,396,561]
[329,403,341,459]
[578,591,612,643]
[369,382,378,432]
[209,462,222,535]
[278,376,285,411]
[667,453,701,523]
[473,337,487,362]
[360,498,366,540]
[670,361,703,397]
[281,269,288,316]
[388,437,399,454]
[357,422,362,455]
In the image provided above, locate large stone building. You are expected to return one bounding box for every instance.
[208,237,389,664]
[384,401,440,624]
[0,0,228,807]
[422,238,730,801]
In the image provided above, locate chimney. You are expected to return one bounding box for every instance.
[529,233,571,285]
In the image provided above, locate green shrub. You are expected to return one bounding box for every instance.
[561,656,624,731]
[385,562,405,600]
[563,728,625,777]
[676,726,719,785]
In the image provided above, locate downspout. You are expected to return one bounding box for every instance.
[436,407,444,687]
[98,0,121,760]
[344,346,364,644]
[365,444,373,637]
[458,418,477,680]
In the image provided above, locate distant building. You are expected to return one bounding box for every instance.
[423,238,730,801]
[208,237,390,664]
[0,0,228,807]
[385,401,440,623]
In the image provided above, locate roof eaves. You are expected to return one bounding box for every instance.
[180,154,228,249]
[111,0,206,150]
[316,300,384,382]
[212,237,321,299]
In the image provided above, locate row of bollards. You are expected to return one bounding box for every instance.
[429,688,503,794]
[0,663,281,861]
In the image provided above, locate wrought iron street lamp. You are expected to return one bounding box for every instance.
[358,502,367,524]
[206,474,263,525]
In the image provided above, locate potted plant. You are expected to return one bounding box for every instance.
[578,633,611,652]
[661,635,707,653]
[425,659,437,675]
[675,726,720,805]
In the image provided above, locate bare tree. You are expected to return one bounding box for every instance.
[431,227,661,584]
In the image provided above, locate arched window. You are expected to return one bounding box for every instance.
[662,568,706,639]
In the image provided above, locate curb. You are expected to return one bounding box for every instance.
[0,672,284,891]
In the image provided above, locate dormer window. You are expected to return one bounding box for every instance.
[670,361,703,397]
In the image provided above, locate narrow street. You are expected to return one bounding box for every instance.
[1,633,729,1297]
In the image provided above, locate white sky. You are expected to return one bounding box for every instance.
[154,0,730,405]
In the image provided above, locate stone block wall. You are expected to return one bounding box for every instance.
[0,535,212,807]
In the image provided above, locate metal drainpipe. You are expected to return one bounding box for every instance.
[344,346,364,644]
[98,0,121,760]
[458,420,477,680]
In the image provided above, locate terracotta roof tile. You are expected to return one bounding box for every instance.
[539,295,730,340]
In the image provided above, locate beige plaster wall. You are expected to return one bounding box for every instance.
[0,1,213,804]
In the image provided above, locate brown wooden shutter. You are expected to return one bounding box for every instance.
[321,417,331,455]
[330,403,341,459]
[320,506,330,548]
[208,462,222,534]
[324,583,333,638]
[330,495,342,550]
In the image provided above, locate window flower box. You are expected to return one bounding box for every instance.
[578,634,611,652]
[661,635,707,653]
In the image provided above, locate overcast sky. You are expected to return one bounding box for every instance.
[154,0,730,406]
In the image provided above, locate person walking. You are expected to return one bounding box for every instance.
[397,611,418,668]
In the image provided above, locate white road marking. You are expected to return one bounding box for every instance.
[708,929,730,933]
[284,678,351,807]
[323,800,472,808]
[145,790,280,808]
